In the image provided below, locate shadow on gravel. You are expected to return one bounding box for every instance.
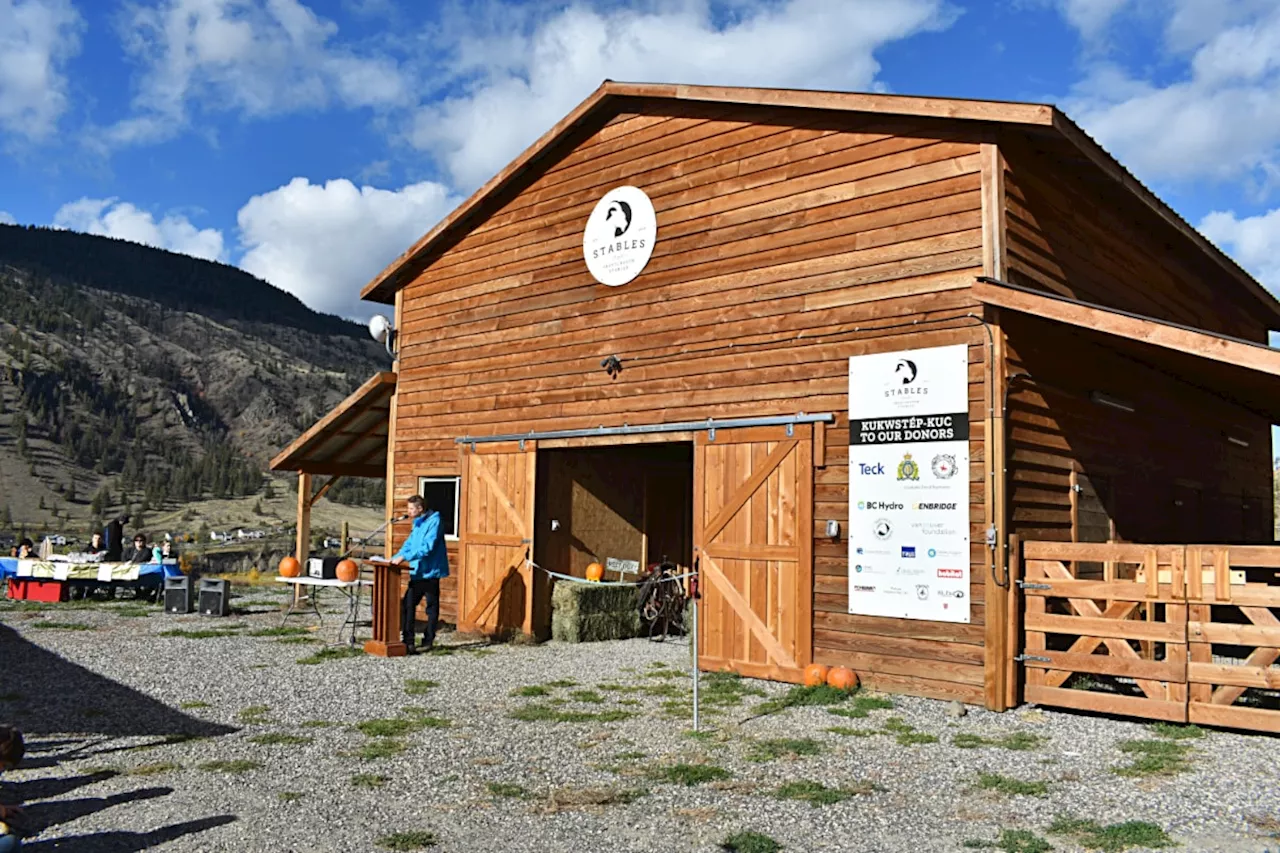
[9,770,121,804]
[0,623,234,743]
[20,814,238,852]
[20,785,172,834]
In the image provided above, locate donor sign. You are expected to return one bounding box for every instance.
[583,185,657,287]
[847,344,971,623]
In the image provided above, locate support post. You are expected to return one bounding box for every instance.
[691,562,701,732]
[295,472,312,605]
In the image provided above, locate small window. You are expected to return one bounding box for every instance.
[417,476,460,540]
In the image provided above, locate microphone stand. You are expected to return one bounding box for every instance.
[340,515,409,561]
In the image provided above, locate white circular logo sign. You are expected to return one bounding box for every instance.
[583,185,657,287]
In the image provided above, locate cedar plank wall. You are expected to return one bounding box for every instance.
[389,100,994,702]
[1000,136,1273,546]
[1001,135,1268,342]
[1003,316,1273,546]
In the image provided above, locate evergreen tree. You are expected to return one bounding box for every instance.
[0,505,10,528]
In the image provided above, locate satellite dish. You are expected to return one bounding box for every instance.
[368,314,393,344]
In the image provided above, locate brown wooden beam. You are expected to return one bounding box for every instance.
[308,475,342,508]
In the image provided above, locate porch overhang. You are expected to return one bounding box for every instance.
[270,371,395,479]
[973,278,1280,424]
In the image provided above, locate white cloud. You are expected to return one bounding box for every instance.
[102,0,412,148]
[51,197,227,262]
[1053,0,1132,41]
[1060,2,1280,189]
[0,211,16,224]
[235,177,458,320]
[409,0,957,189]
[1200,208,1280,293]
[0,0,84,142]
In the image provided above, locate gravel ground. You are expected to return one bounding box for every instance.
[2,586,1278,853]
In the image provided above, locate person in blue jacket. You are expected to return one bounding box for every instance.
[392,495,449,654]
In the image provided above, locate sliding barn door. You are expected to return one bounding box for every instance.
[695,426,813,683]
[457,441,536,637]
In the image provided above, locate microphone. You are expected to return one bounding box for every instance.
[392,514,411,522]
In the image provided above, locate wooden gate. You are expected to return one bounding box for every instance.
[1018,540,1280,733]
[457,441,536,637]
[694,425,813,683]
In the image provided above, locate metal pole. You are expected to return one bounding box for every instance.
[691,564,700,732]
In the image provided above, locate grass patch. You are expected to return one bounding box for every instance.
[827,726,878,737]
[509,704,632,724]
[721,831,783,853]
[278,791,304,803]
[237,705,270,723]
[651,763,731,786]
[297,646,363,665]
[774,779,878,806]
[1150,722,1205,741]
[198,759,261,774]
[114,607,151,618]
[376,830,437,850]
[486,782,527,798]
[352,773,387,788]
[544,786,648,810]
[746,737,823,762]
[512,685,550,697]
[1049,816,1174,852]
[353,715,447,737]
[963,829,1053,852]
[568,689,605,704]
[1113,739,1192,778]
[29,621,94,631]
[543,679,578,688]
[247,733,313,746]
[247,626,311,637]
[701,672,767,707]
[0,692,23,702]
[976,772,1049,798]
[274,636,319,645]
[127,762,180,776]
[404,679,438,695]
[643,682,686,698]
[754,684,855,715]
[613,750,646,761]
[353,739,408,760]
[895,731,939,746]
[158,628,238,639]
[179,701,211,710]
[952,732,1047,751]
[301,719,336,728]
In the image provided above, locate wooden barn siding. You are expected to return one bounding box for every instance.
[815,337,992,706]
[386,107,990,663]
[1003,315,1273,547]
[1000,137,1268,343]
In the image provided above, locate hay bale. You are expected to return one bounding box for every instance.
[551,581,642,643]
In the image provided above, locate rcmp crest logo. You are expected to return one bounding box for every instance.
[931,453,957,479]
[896,453,920,482]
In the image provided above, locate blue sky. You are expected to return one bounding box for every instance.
[2,0,1280,325]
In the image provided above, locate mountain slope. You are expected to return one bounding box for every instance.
[0,226,389,535]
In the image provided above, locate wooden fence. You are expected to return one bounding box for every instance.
[1018,540,1280,733]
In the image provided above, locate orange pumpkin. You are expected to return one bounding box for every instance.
[826,666,858,692]
[279,556,302,578]
[803,663,830,688]
[585,562,605,582]
[335,559,359,583]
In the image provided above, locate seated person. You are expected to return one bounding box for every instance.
[9,540,33,560]
[160,540,176,561]
[85,532,105,555]
[122,534,153,564]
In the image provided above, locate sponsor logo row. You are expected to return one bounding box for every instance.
[853,565,966,580]
[856,501,958,511]
[856,452,958,481]
[849,582,967,600]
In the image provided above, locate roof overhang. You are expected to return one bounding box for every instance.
[357,80,1280,329]
[270,372,395,478]
[973,279,1280,423]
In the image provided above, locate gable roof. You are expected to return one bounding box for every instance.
[359,81,1280,327]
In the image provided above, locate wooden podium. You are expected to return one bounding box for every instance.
[362,559,407,657]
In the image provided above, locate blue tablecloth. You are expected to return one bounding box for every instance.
[0,557,184,581]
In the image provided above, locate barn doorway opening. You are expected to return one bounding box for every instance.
[532,442,694,638]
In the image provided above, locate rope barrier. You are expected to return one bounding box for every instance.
[526,559,695,588]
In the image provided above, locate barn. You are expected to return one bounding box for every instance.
[272,82,1280,726]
